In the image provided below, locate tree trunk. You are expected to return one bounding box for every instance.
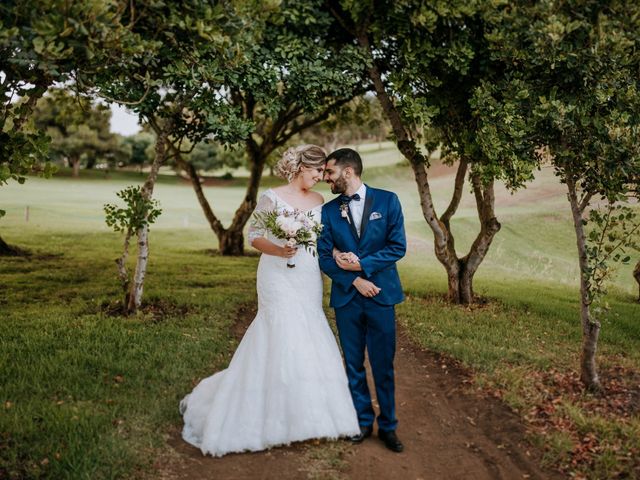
[444,259,482,304]
[219,229,245,256]
[0,235,25,256]
[219,142,267,256]
[71,157,81,178]
[459,174,502,302]
[634,260,640,302]
[566,176,601,391]
[127,120,169,313]
[460,264,474,304]
[174,155,224,234]
[444,259,484,304]
[174,140,266,256]
[127,223,149,313]
[116,229,133,308]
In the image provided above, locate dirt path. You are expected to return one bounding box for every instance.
[153,309,558,480]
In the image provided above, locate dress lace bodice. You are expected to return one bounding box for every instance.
[248,188,322,247]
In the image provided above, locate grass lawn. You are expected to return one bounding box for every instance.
[1,150,639,479]
[1,228,259,479]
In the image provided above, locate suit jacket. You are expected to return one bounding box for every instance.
[318,185,406,308]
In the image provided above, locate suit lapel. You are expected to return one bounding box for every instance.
[345,203,360,240]
[359,186,374,240]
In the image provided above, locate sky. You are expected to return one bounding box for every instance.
[110,103,141,136]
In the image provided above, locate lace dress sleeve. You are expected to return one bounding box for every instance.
[248,190,276,246]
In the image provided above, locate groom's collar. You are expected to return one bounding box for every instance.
[342,182,366,199]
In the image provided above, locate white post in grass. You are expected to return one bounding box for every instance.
[25,206,29,222]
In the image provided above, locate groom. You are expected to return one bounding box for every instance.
[318,148,406,453]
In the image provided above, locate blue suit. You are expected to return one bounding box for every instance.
[318,186,406,432]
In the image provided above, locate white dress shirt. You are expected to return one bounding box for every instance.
[349,183,367,236]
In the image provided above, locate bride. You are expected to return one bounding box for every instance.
[179,144,360,456]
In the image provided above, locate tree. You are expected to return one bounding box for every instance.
[33,88,117,177]
[0,0,146,253]
[121,132,154,171]
[327,0,536,304]
[99,134,132,171]
[172,0,369,255]
[104,185,162,312]
[474,0,640,389]
[186,141,244,173]
[92,0,267,310]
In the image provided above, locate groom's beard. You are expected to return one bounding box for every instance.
[329,174,348,194]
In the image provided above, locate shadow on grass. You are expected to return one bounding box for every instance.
[203,248,261,257]
[92,297,195,322]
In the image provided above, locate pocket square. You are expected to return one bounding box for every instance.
[369,212,382,221]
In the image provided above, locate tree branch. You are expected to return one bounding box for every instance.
[172,148,226,237]
[272,96,355,149]
[579,191,594,212]
[324,0,355,35]
[440,158,469,228]
[471,172,485,220]
[11,79,49,133]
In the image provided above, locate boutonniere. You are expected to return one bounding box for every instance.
[339,203,351,224]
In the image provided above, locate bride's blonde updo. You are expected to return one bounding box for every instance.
[274,144,326,182]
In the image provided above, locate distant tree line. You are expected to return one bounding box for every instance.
[28,90,389,177]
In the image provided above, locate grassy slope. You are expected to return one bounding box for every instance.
[1,144,638,478]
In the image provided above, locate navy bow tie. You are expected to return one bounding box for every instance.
[340,193,361,203]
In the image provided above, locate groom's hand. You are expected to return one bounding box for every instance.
[353,278,381,297]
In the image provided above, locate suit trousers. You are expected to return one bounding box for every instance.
[334,294,397,432]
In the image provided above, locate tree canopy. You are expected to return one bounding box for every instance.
[0,0,145,185]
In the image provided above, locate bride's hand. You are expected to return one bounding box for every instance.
[280,245,297,258]
[343,252,359,264]
[333,248,358,264]
[336,254,362,271]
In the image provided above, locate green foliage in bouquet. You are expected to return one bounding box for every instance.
[252,208,323,255]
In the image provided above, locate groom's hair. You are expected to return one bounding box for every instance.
[326,148,363,177]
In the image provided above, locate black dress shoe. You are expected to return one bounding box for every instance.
[378,430,404,452]
[349,425,373,444]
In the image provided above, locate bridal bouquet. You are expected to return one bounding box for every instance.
[252,207,323,268]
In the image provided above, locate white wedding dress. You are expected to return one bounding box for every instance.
[179,189,360,457]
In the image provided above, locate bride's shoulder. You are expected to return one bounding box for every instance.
[260,188,276,199]
[309,190,324,204]
[257,189,278,207]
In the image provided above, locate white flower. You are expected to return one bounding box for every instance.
[339,203,350,223]
[275,214,291,228]
[287,221,303,236]
[276,215,303,237]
